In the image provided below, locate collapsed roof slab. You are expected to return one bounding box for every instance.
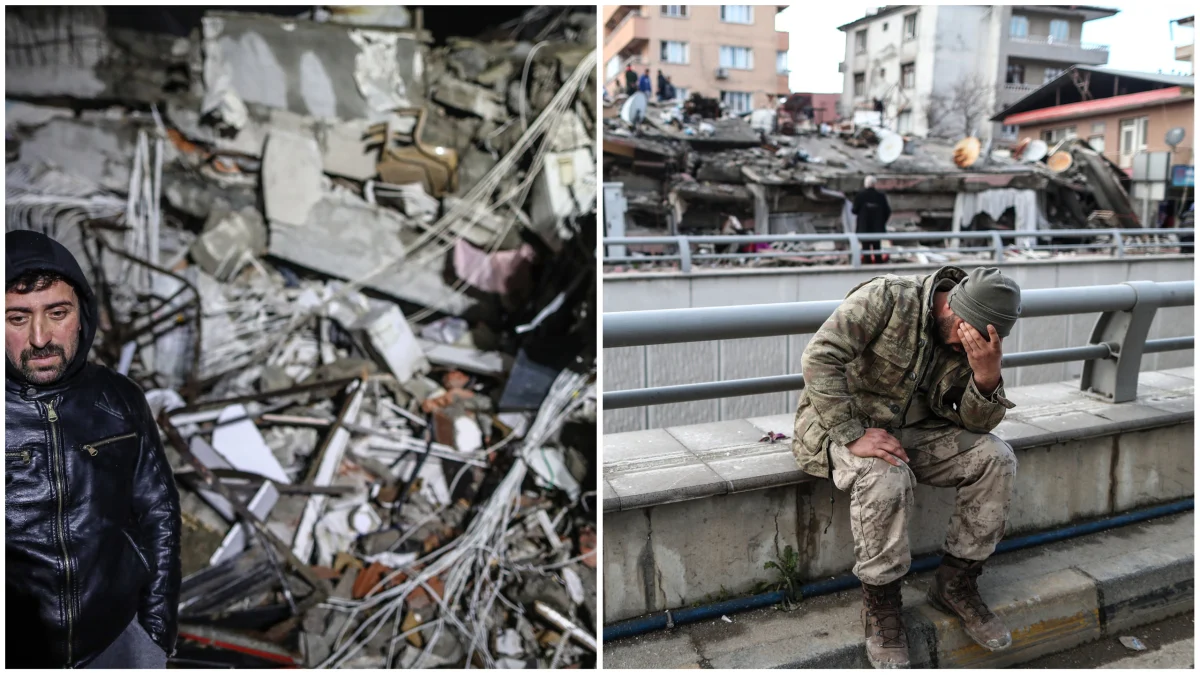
[822,171,1050,195]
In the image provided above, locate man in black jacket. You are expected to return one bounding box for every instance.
[853,176,892,265]
[5,229,181,668]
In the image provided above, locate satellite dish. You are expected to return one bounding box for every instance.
[620,92,648,126]
[877,132,904,164]
[1013,137,1032,160]
[1024,139,1049,162]
[1165,126,1186,149]
[1047,151,1073,173]
[953,137,982,168]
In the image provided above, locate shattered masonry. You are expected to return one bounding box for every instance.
[6,5,598,669]
[602,91,1168,271]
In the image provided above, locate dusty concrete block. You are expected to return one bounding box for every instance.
[352,303,430,384]
[190,207,268,279]
[601,508,658,623]
[1110,424,1194,511]
[433,75,506,121]
[528,148,595,251]
[263,130,323,227]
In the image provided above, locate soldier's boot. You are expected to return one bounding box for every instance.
[927,554,1012,651]
[861,580,910,669]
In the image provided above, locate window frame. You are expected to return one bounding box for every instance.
[855,29,867,54]
[1010,14,1029,39]
[660,40,690,65]
[776,50,789,75]
[1048,19,1069,42]
[719,45,754,71]
[903,13,918,41]
[900,62,915,89]
[721,90,753,114]
[853,72,865,97]
[660,5,688,18]
[719,5,753,24]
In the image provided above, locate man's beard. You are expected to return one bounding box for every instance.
[19,342,73,384]
[936,314,964,353]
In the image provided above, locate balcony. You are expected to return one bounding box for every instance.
[1001,82,1041,105]
[1177,43,1194,62]
[777,30,789,51]
[605,11,650,55]
[1007,34,1109,66]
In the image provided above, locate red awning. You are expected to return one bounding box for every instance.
[1003,87,1188,126]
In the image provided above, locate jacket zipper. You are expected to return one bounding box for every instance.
[82,433,137,457]
[5,449,31,464]
[47,401,75,665]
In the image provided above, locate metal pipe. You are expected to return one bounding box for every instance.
[602,498,1193,642]
[1145,336,1194,353]
[602,229,1192,248]
[605,282,1194,348]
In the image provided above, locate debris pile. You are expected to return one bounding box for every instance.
[602,94,1165,271]
[6,5,597,669]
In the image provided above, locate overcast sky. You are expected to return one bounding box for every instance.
[778,2,1196,93]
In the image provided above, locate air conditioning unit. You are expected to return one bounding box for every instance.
[716,68,729,79]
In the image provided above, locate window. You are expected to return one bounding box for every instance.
[1006,64,1025,85]
[1010,15,1029,39]
[855,29,867,54]
[1119,116,1149,167]
[1088,135,1105,153]
[883,22,888,31]
[777,51,789,75]
[1048,19,1069,42]
[1091,122,1105,134]
[720,5,753,24]
[897,110,912,134]
[1043,67,1063,84]
[661,40,689,64]
[721,90,753,114]
[661,5,688,18]
[1001,124,1019,137]
[903,13,918,40]
[901,62,915,89]
[854,72,865,96]
[675,87,689,102]
[879,67,886,78]
[605,56,621,81]
[720,46,754,70]
[1063,126,1077,140]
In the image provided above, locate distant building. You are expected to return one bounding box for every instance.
[791,92,841,124]
[602,5,791,114]
[993,67,1193,172]
[837,4,1116,143]
[1175,15,1194,74]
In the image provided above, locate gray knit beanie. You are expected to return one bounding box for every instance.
[947,267,1022,338]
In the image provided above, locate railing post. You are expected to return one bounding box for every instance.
[849,234,862,268]
[991,231,1005,262]
[676,235,692,274]
[1080,280,1163,403]
[1113,231,1125,258]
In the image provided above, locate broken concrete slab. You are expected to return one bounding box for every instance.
[351,303,431,384]
[433,75,507,122]
[263,130,324,227]
[18,118,177,193]
[417,339,513,378]
[201,12,424,120]
[528,148,595,252]
[190,207,268,280]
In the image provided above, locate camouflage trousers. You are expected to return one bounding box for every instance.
[830,426,1017,586]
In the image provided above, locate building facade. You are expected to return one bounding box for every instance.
[838,4,1115,142]
[602,5,790,114]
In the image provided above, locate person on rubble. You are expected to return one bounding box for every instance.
[791,266,1022,669]
[638,68,652,96]
[853,175,891,264]
[624,64,638,96]
[656,69,669,101]
[5,230,181,668]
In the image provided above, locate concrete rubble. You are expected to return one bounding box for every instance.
[602,91,1173,271]
[6,5,597,669]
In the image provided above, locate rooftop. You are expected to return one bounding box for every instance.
[992,65,1195,121]
[838,4,1117,32]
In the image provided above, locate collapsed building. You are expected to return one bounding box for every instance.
[602,95,1159,269]
[6,5,597,668]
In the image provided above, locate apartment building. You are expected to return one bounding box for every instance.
[838,5,1116,142]
[602,5,791,114]
[1175,15,1194,74]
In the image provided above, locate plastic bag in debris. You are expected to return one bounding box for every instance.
[521,446,581,501]
[420,317,470,345]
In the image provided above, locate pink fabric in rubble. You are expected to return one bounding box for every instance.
[452,239,536,296]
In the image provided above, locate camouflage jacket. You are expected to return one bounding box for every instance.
[791,266,1016,479]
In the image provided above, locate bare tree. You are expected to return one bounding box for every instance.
[922,92,952,136]
[947,73,992,138]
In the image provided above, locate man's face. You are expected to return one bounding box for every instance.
[6,280,80,385]
[936,312,965,354]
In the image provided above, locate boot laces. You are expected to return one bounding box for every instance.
[950,568,995,622]
[867,590,907,647]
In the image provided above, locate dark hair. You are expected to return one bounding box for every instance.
[6,269,71,295]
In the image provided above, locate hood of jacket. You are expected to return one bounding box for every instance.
[4,229,98,388]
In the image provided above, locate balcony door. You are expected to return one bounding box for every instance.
[1119,116,1148,168]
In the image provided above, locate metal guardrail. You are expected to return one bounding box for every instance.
[1010,35,1109,51]
[602,229,1195,272]
[603,280,1195,408]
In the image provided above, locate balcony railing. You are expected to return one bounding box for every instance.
[1009,35,1109,51]
[604,8,644,46]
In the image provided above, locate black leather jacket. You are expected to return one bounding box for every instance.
[5,230,181,667]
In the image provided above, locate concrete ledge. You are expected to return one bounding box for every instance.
[602,511,1194,669]
[602,368,1194,622]
[603,368,1194,513]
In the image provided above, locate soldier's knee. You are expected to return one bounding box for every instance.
[863,457,916,495]
[976,434,1017,473]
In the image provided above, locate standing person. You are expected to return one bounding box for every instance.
[791,266,1022,668]
[5,230,181,668]
[656,69,668,101]
[638,68,652,95]
[624,64,638,96]
[853,175,891,264]
[664,75,677,102]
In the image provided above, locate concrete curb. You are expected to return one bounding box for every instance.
[602,511,1194,669]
